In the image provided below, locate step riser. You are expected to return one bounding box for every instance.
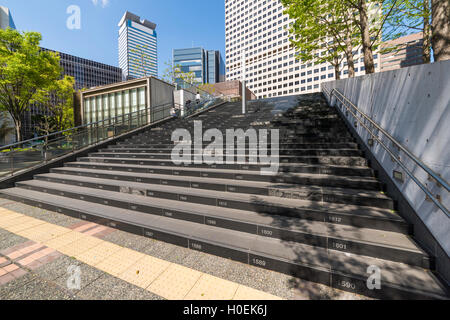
[93,149,364,157]
[57,163,381,191]
[65,159,375,178]
[40,172,407,234]
[0,192,436,300]
[80,157,369,167]
[106,143,360,150]
[46,170,393,210]
[15,182,426,268]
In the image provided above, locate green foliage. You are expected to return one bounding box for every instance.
[0,28,62,142]
[130,44,154,78]
[282,0,357,76]
[161,59,200,88]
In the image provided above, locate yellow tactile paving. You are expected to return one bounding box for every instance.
[149,264,203,300]
[0,208,283,300]
[184,274,239,300]
[119,255,171,289]
[95,248,145,276]
[233,285,283,300]
[57,235,103,257]
[75,241,122,266]
[16,224,71,243]
[44,231,88,250]
[4,219,47,233]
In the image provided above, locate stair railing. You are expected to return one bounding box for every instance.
[322,84,449,219]
[0,101,175,179]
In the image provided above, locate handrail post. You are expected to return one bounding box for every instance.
[9,149,14,176]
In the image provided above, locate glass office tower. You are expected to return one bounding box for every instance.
[173,47,224,87]
[118,11,158,80]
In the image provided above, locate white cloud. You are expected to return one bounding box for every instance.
[92,0,109,8]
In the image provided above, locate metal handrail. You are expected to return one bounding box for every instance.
[0,102,173,152]
[0,101,176,178]
[322,84,449,218]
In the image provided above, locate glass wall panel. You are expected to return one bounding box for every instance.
[117,92,123,116]
[85,98,91,124]
[91,97,97,123]
[131,89,138,113]
[138,88,146,110]
[124,90,130,115]
[96,96,102,122]
[103,94,109,121]
[110,93,116,120]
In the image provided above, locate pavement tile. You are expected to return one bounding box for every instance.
[0,273,15,286]
[95,248,144,276]
[9,268,27,280]
[75,241,122,266]
[76,273,163,300]
[119,255,171,289]
[233,285,283,300]
[3,264,19,273]
[184,274,239,300]
[148,264,202,300]
[57,235,103,257]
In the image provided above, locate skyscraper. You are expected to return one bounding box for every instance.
[225,0,381,99]
[118,11,158,80]
[0,6,16,30]
[173,47,224,87]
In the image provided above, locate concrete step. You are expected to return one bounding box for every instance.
[80,155,369,167]
[65,159,376,179]
[106,142,361,150]
[39,171,403,233]
[0,188,446,299]
[57,161,382,191]
[92,148,364,157]
[13,180,429,269]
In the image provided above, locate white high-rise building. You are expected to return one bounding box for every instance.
[118,11,158,80]
[0,6,16,30]
[225,0,381,99]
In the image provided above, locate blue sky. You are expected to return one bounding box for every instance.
[1,0,225,76]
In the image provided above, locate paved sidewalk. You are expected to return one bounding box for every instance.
[0,199,371,300]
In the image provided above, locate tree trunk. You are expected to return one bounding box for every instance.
[423,0,432,63]
[13,118,22,144]
[358,0,375,74]
[431,0,450,61]
[345,38,356,77]
[334,60,341,80]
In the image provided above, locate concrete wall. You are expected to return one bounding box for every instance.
[323,60,450,284]
[150,77,175,108]
[0,112,15,146]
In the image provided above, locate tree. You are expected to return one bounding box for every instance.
[130,44,154,77]
[161,60,199,88]
[384,0,432,63]
[37,75,75,133]
[0,28,62,142]
[282,0,356,78]
[344,0,403,74]
[431,0,450,61]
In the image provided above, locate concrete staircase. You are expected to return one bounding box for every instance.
[1,94,448,299]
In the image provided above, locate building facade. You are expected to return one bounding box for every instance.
[381,32,424,72]
[225,0,381,99]
[173,47,225,87]
[118,11,158,80]
[77,77,174,126]
[0,6,15,30]
[23,49,123,139]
